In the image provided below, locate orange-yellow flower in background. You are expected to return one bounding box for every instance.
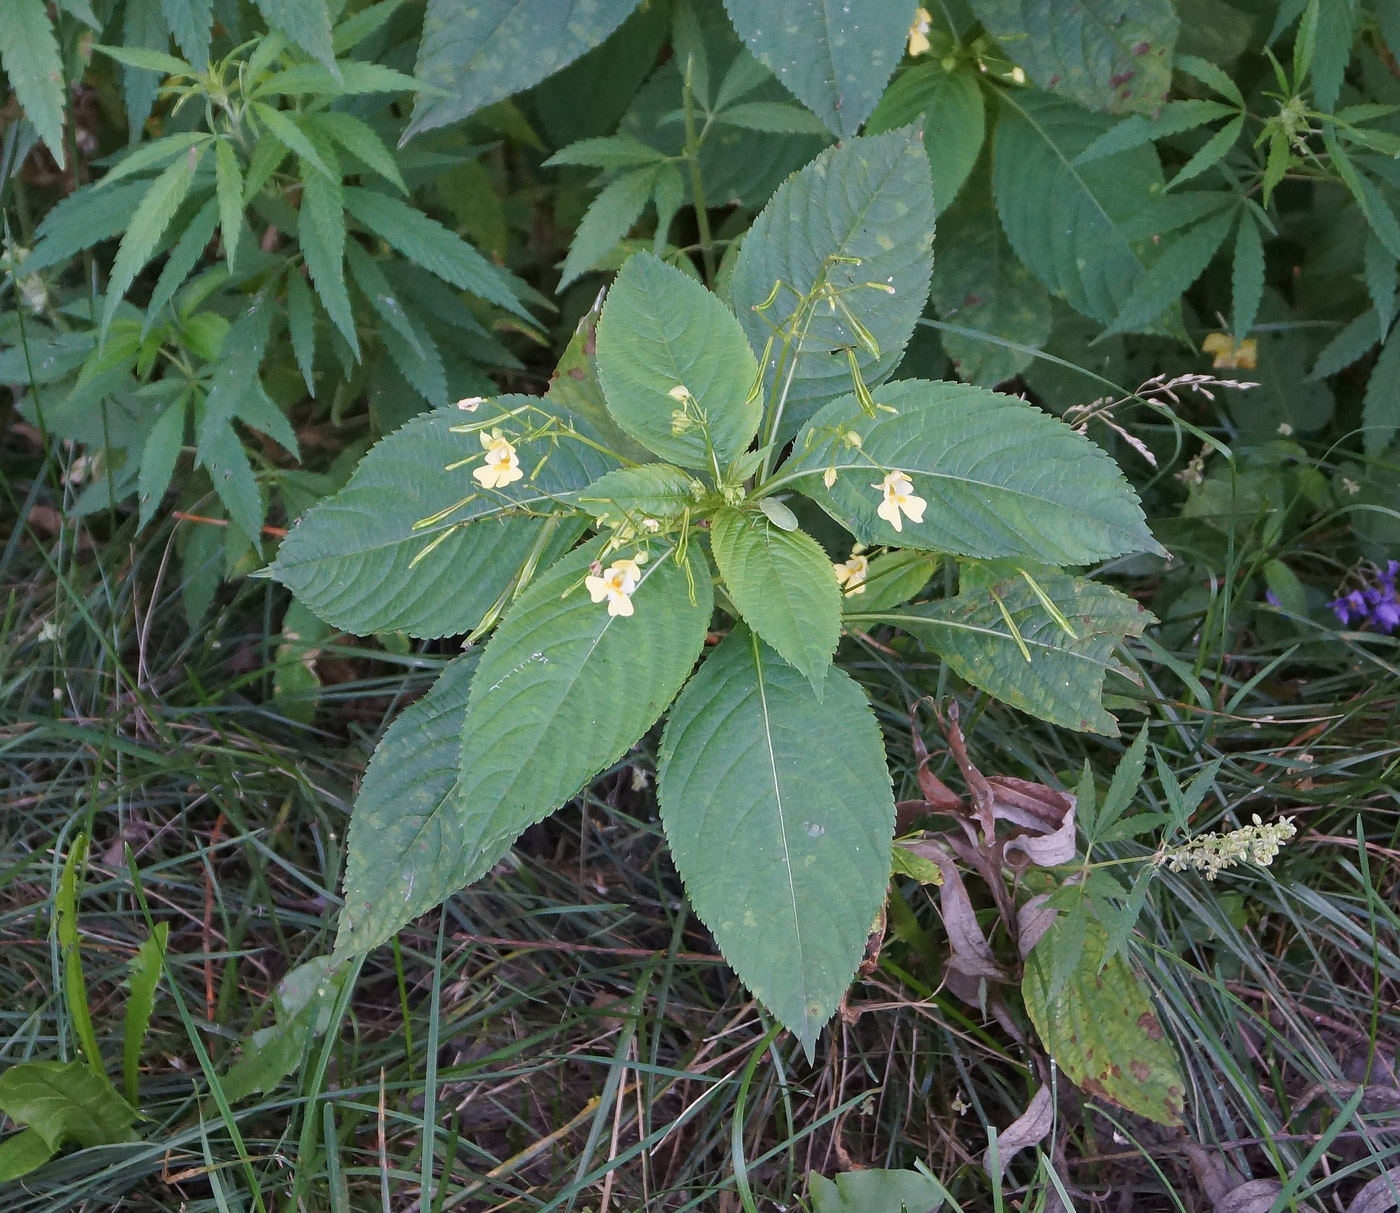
[833,552,869,595]
[1202,332,1258,370]
[907,8,932,56]
[585,553,647,617]
[472,429,523,489]
[873,471,926,532]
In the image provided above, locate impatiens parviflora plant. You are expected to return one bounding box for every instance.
[270,128,1165,1050]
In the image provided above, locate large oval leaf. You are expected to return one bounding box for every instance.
[730,128,936,441]
[407,0,643,138]
[710,507,841,691]
[968,0,1178,116]
[722,0,916,139]
[993,91,1164,326]
[658,628,894,1052]
[788,379,1163,563]
[336,654,477,954]
[268,398,612,637]
[867,570,1154,735]
[596,252,761,470]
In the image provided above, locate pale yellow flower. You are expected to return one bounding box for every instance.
[472,429,523,489]
[823,465,838,488]
[872,471,926,532]
[833,552,869,595]
[585,554,647,617]
[907,8,932,56]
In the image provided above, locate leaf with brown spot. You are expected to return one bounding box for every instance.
[1023,916,1185,1125]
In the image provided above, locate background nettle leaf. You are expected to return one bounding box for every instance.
[967,0,1179,115]
[880,571,1154,735]
[722,0,917,139]
[596,252,761,470]
[408,0,644,138]
[927,170,1053,387]
[866,60,986,213]
[710,507,842,691]
[269,400,613,638]
[658,629,895,1052]
[993,91,1165,326]
[790,379,1162,563]
[730,128,936,441]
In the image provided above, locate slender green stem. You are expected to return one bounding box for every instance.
[681,58,716,282]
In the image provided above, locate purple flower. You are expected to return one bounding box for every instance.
[1331,562,1400,634]
[1265,589,1281,607]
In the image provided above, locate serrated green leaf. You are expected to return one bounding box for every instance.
[1364,233,1396,336]
[546,133,667,170]
[713,100,834,135]
[336,537,712,954]
[1309,309,1380,379]
[253,0,336,70]
[122,0,167,143]
[711,507,841,690]
[789,379,1163,564]
[722,0,914,138]
[297,153,358,356]
[338,653,477,952]
[578,463,700,521]
[342,187,528,319]
[1023,918,1185,1125]
[1175,53,1242,107]
[879,571,1153,735]
[97,130,210,190]
[122,922,168,1106]
[214,139,244,263]
[1363,320,1400,455]
[256,61,423,98]
[1262,129,1290,205]
[137,394,187,529]
[967,0,1178,115]
[0,1061,137,1154]
[1167,114,1243,188]
[1101,208,1233,336]
[285,269,317,394]
[92,42,190,75]
[658,627,894,1052]
[161,0,212,68]
[198,418,265,548]
[269,399,612,637]
[993,91,1164,325]
[333,0,405,52]
[930,171,1052,386]
[142,198,217,331]
[100,154,198,338]
[252,102,332,177]
[730,128,936,441]
[1231,214,1264,341]
[303,111,406,192]
[1309,0,1356,112]
[809,1167,946,1213]
[408,0,643,138]
[1,0,68,165]
[596,251,760,469]
[347,242,447,406]
[558,165,658,288]
[866,62,985,213]
[1073,100,1238,167]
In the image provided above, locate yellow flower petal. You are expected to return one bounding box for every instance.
[585,574,609,603]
